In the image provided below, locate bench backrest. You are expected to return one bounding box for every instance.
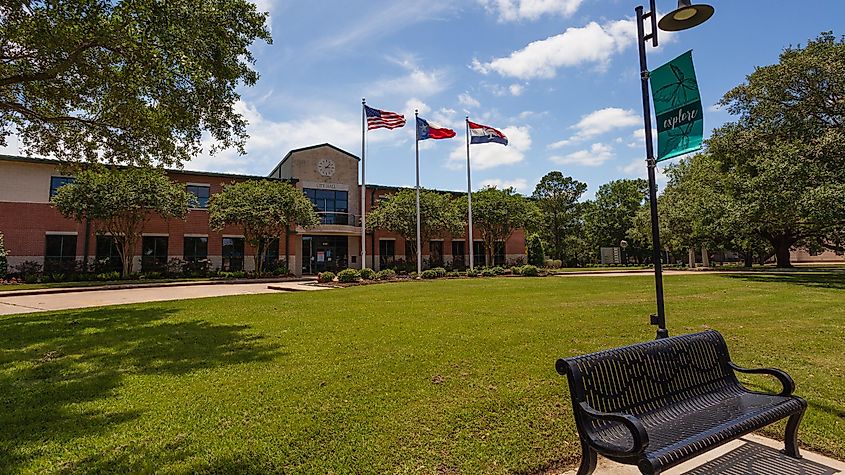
[557,330,736,416]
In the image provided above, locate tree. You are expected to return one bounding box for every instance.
[707,32,845,267]
[526,233,545,267]
[0,1,271,167]
[367,189,465,263]
[52,167,194,278]
[466,187,538,266]
[208,180,319,275]
[532,172,588,261]
[0,231,7,278]
[583,179,649,262]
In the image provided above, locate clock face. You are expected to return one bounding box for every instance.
[317,158,336,177]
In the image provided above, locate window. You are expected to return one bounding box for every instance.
[222,237,245,271]
[473,241,485,267]
[429,241,444,267]
[451,241,465,270]
[183,237,208,268]
[379,239,395,268]
[304,188,349,224]
[95,235,122,272]
[50,176,74,198]
[187,185,211,208]
[142,236,168,271]
[44,234,77,272]
[494,241,506,266]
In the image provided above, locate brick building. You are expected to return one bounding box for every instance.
[0,144,527,277]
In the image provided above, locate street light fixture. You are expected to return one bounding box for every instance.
[635,0,713,339]
[658,0,715,31]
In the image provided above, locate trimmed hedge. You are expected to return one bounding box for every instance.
[376,269,396,280]
[337,269,361,283]
[317,271,336,283]
[360,268,376,280]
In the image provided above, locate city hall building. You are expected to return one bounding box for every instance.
[0,144,527,277]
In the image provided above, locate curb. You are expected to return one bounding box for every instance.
[0,277,318,298]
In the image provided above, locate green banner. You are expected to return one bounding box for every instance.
[650,50,703,162]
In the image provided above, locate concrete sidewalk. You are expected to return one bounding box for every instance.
[557,434,845,474]
[0,281,326,315]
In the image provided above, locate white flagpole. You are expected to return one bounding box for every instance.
[415,110,422,276]
[466,117,474,270]
[361,98,367,270]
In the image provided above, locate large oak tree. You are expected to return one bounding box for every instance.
[0,0,271,167]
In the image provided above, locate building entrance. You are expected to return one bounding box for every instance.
[302,235,348,274]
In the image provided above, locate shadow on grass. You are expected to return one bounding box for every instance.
[721,270,845,290]
[0,306,279,471]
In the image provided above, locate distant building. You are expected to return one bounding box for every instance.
[0,144,527,276]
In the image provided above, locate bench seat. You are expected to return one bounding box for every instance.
[557,330,807,475]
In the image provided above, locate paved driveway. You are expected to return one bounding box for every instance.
[0,281,325,315]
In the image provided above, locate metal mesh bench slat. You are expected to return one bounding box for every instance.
[557,330,807,475]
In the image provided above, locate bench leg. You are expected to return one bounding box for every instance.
[782,410,804,459]
[577,440,597,475]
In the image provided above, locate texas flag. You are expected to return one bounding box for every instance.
[469,121,508,146]
[416,116,456,140]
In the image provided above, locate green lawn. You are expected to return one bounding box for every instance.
[1,273,843,474]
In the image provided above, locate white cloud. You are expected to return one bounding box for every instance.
[458,93,481,108]
[509,83,525,96]
[471,19,637,80]
[571,107,641,140]
[447,125,532,170]
[478,0,583,22]
[480,178,530,193]
[548,139,572,150]
[551,143,615,167]
[192,100,374,175]
[619,157,668,187]
[369,54,450,99]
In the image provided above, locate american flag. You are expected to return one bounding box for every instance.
[365,105,406,130]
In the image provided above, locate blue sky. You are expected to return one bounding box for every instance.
[7,1,844,198]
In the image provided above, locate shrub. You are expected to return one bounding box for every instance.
[142,271,162,280]
[359,268,376,280]
[337,268,360,283]
[480,268,495,277]
[317,271,336,283]
[527,233,545,266]
[446,271,461,278]
[420,269,438,279]
[14,260,42,277]
[520,264,539,276]
[491,266,505,275]
[510,266,523,276]
[430,267,447,278]
[375,269,396,280]
[219,271,246,279]
[96,271,121,281]
[466,268,480,277]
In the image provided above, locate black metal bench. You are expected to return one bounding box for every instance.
[556,330,807,475]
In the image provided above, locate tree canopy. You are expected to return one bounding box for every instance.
[208,180,319,275]
[532,171,587,262]
[52,166,194,277]
[583,179,648,261]
[467,186,538,266]
[366,189,465,260]
[704,32,845,266]
[0,0,271,167]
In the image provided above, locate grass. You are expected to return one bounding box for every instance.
[0,278,211,293]
[1,272,843,473]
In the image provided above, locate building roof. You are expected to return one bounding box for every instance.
[271,143,360,176]
[0,153,268,181]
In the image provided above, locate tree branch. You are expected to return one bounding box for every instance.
[0,41,99,87]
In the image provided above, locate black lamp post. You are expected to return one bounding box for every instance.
[636,0,713,339]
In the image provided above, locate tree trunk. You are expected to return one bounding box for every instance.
[688,248,696,268]
[775,241,793,268]
[743,247,753,268]
[701,246,710,267]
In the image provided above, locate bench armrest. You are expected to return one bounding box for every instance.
[729,362,795,396]
[576,401,650,456]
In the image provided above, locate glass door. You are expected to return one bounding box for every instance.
[302,237,313,275]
